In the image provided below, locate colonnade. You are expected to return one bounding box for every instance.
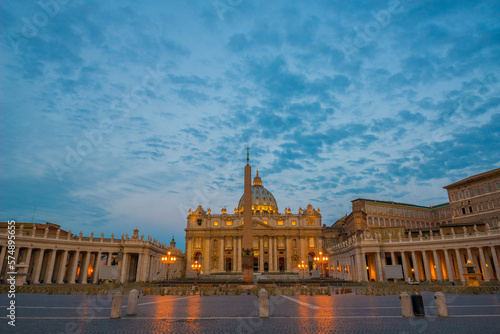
[0,226,182,284]
[330,228,500,282]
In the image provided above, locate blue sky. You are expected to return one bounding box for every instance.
[1,0,499,251]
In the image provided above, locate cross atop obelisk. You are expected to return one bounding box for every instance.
[245,146,251,164]
[241,146,254,284]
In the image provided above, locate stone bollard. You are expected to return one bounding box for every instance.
[259,288,269,318]
[110,292,123,319]
[434,292,448,317]
[399,292,413,317]
[126,289,139,316]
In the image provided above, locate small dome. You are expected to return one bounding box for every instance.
[237,171,278,213]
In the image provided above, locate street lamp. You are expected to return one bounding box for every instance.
[313,251,329,283]
[191,260,202,285]
[298,260,308,285]
[161,251,177,284]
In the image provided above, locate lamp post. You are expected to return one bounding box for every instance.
[161,251,177,285]
[298,260,308,285]
[313,251,329,284]
[191,260,202,285]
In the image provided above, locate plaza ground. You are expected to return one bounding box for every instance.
[1,291,499,333]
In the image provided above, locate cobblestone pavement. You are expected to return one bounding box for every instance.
[1,291,499,333]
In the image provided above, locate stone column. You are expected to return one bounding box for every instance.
[268,236,274,272]
[355,250,362,282]
[432,250,443,280]
[259,237,264,272]
[143,255,151,282]
[13,247,20,265]
[68,251,80,284]
[478,247,490,281]
[57,251,69,284]
[135,253,143,283]
[490,246,500,281]
[23,248,33,277]
[376,251,383,282]
[411,251,420,281]
[32,249,45,284]
[443,249,454,281]
[219,238,225,272]
[80,252,91,284]
[120,253,129,284]
[93,251,102,283]
[237,237,242,272]
[390,252,396,265]
[44,249,58,284]
[401,252,409,281]
[455,249,465,281]
[286,237,292,271]
[361,252,368,281]
[422,251,431,281]
[233,237,239,272]
[274,236,279,272]
[201,238,207,273]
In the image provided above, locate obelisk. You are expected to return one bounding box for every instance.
[241,147,254,284]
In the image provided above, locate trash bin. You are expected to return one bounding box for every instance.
[411,295,425,316]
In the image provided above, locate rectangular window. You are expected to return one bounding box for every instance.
[497,183,500,189]
[292,220,296,226]
[458,192,463,199]
[462,208,466,215]
[214,221,218,226]
[278,220,284,225]
[308,218,314,225]
[488,202,494,209]
[477,204,482,211]
[451,193,455,201]
[474,188,479,195]
[197,219,202,226]
[465,190,470,197]
[485,185,490,192]
[253,238,258,249]
[226,220,232,226]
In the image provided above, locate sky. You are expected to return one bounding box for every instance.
[1,0,499,251]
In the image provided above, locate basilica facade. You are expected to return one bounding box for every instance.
[184,171,324,275]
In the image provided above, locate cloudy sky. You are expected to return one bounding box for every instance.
[1,0,499,250]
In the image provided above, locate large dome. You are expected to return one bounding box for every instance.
[237,171,278,213]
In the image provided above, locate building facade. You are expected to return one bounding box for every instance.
[184,171,324,275]
[328,168,500,282]
[0,222,183,285]
[444,168,500,227]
